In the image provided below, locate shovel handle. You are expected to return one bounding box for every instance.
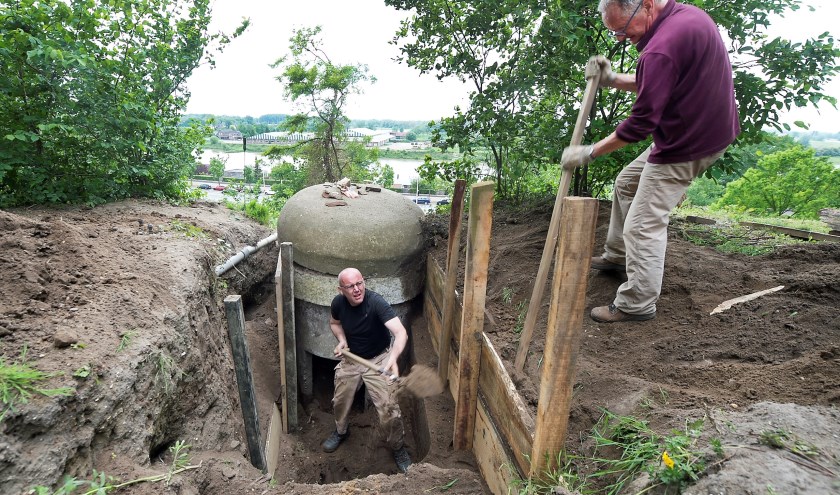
[340,349,396,380]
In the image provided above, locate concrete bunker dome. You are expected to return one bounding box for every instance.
[277,184,426,395]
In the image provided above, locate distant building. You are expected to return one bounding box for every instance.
[216,129,243,140]
[246,128,392,147]
[391,131,409,141]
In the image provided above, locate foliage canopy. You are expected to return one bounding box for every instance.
[387,0,839,200]
[0,0,247,207]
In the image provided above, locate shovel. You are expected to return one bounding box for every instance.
[513,58,602,373]
[340,349,444,399]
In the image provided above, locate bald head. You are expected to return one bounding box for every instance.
[337,268,366,306]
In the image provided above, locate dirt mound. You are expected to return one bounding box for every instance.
[0,200,485,495]
[2,197,838,494]
[427,200,840,492]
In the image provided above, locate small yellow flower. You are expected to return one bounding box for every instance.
[662,451,675,469]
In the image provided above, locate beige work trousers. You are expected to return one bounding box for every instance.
[332,350,404,450]
[602,145,725,315]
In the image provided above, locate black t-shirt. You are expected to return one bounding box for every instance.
[330,290,397,359]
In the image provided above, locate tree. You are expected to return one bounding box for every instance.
[0,0,248,206]
[267,26,376,184]
[387,0,839,199]
[209,156,227,184]
[714,146,840,219]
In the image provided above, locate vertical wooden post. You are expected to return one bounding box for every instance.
[275,242,298,432]
[453,181,494,451]
[530,197,597,478]
[438,179,467,386]
[224,295,266,471]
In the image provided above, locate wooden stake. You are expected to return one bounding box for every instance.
[224,295,266,471]
[514,59,602,373]
[275,242,298,432]
[530,197,597,478]
[453,181,494,451]
[438,179,467,386]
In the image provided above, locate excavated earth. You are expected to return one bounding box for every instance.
[1,197,839,494]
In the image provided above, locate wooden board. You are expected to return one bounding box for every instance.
[473,396,522,495]
[264,402,282,475]
[454,182,495,450]
[739,221,840,242]
[478,333,535,476]
[530,198,598,477]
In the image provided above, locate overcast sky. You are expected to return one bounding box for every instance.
[184,0,839,132]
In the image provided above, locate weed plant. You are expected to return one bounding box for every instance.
[509,411,719,495]
[31,440,198,494]
[0,348,74,421]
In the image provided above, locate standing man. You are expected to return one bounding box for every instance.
[561,0,739,323]
[321,267,412,473]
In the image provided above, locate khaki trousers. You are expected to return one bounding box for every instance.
[602,145,725,315]
[332,350,404,450]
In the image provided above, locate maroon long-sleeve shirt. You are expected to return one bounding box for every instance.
[615,0,740,164]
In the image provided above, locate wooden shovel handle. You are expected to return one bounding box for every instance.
[513,59,602,373]
[340,349,396,380]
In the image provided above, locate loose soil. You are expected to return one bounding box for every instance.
[1,198,838,495]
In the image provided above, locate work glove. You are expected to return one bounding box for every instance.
[561,145,595,171]
[590,55,616,88]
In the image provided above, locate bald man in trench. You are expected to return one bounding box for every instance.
[321,267,412,474]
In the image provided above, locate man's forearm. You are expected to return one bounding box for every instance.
[609,73,637,93]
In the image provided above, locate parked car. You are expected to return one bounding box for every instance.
[212,184,226,191]
[437,198,450,206]
[412,197,431,205]
[197,183,212,190]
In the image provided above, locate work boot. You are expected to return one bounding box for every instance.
[392,445,412,473]
[591,303,656,323]
[591,255,625,271]
[322,430,349,453]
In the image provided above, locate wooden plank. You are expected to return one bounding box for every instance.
[472,396,522,495]
[739,221,840,242]
[438,179,467,385]
[224,295,267,471]
[514,61,601,374]
[531,197,598,478]
[685,215,717,225]
[478,333,535,476]
[276,242,298,432]
[424,288,442,356]
[453,181,495,451]
[264,402,282,475]
[425,253,446,330]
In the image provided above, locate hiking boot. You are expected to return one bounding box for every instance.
[591,303,656,323]
[591,255,625,271]
[322,430,349,453]
[393,446,412,473]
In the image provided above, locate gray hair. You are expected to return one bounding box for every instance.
[598,0,665,16]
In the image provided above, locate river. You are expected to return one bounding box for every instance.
[198,150,424,186]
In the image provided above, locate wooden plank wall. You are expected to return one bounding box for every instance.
[424,255,535,491]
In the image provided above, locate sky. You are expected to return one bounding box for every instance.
[184,0,839,132]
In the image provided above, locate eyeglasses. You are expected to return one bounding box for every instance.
[340,280,365,290]
[611,0,643,38]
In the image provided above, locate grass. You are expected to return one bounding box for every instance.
[0,348,74,422]
[169,220,207,238]
[673,220,808,256]
[509,411,718,495]
[150,351,183,396]
[673,206,832,233]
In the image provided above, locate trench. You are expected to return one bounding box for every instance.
[239,274,434,484]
